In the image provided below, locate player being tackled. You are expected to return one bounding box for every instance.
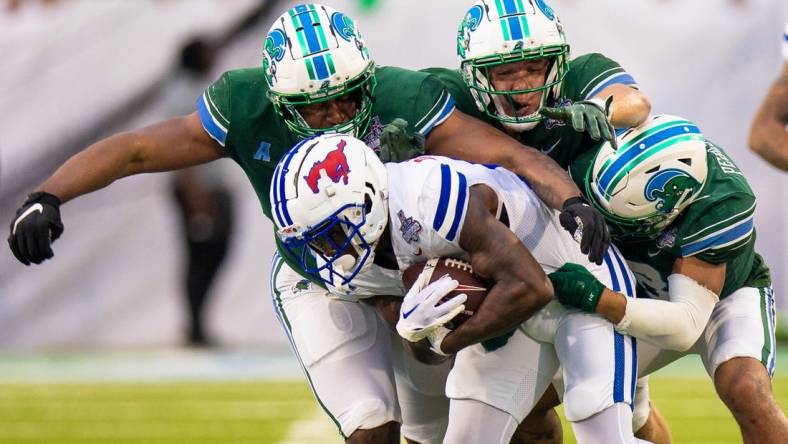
[271,133,651,444]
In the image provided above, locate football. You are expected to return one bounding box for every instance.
[401,257,490,329]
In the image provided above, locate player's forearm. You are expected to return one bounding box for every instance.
[426,111,580,209]
[749,66,788,171]
[593,85,651,128]
[441,281,551,354]
[600,274,718,351]
[37,131,148,203]
[38,116,220,203]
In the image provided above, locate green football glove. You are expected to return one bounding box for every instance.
[548,263,606,313]
[539,96,617,149]
[378,118,425,162]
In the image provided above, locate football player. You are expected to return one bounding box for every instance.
[271,133,647,444]
[748,23,788,170]
[7,4,611,444]
[552,114,788,444]
[421,2,661,441]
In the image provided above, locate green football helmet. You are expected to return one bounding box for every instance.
[263,4,376,139]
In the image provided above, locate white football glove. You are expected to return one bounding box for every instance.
[396,272,467,343]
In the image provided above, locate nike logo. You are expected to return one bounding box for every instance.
[402,304,419,319]
[647,248,661,258]
[542,138,562,154]
[12,203,43,235]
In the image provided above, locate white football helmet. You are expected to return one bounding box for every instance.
[457,0,569,131]
[270,133,389,290]
[587,115,709,240]
[263,4,376,138]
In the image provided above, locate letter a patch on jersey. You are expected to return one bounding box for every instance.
[254,141,271,162]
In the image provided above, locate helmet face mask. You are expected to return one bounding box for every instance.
[281,202,377,290]
[263,4,376,139]
[270,134,389,293]
[271,64,377,139]
[457,0,569,131]
[586,115,709,241]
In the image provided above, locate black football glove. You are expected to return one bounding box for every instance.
[8,191,64,265]
[559,196,610,265]
[539,96,617,149]
[378,118,425,162]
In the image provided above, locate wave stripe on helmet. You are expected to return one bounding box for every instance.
[416,90,456,136]
[680,215,753,257]
[196,93,227,146]
[597,121,702,196]
[584,72,638,100]
[433,164,469,242]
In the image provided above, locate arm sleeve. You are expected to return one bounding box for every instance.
[195,72,232,148]
[615,273,719,351]
[572,53,640,100]
[679,196,756,264]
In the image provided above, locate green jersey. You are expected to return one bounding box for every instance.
[197,65,456,279]
[569,141,771,299]
[424,53,638,168]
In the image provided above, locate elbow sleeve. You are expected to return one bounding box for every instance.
[615,274,719,351]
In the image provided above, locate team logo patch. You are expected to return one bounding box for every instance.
[457,4,484,58]
[364,116,383,151]
[543,98,570,129]
[254,141,271,162]
[292,279,312,293]
[644,168,701,214]
[534,0,556,21]
[656,226,677,249]
[303,139,351,193]
[398,210,422,244]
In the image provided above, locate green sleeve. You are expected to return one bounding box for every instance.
[563,53,639,101]
[196,71,233,149]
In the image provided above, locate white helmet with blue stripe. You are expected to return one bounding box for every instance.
[263,4,376,138]
[270,134,389,291]
[457,0,569,131]
[587,115,709,240]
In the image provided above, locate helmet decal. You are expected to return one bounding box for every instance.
[331,11,356,41]
[534,0,555,21]
[265,29,287,62]
[303,139,351,193]
[644,169,701,214]
[457,4,485,58]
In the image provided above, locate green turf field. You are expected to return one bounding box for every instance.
[0,375,785,444]
[0,348,785,444]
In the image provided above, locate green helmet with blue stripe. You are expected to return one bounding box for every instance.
[587,114,709,240]
[263,4,376,139]
[457,0,569,131]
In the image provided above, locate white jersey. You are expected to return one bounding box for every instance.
[327,155,593,299]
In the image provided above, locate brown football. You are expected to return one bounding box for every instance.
[401,257,490,330]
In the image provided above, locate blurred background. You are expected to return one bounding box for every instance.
[0,0,786,442]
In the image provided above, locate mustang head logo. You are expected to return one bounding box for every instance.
[303,140,351,193]
[645,169,701,214]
